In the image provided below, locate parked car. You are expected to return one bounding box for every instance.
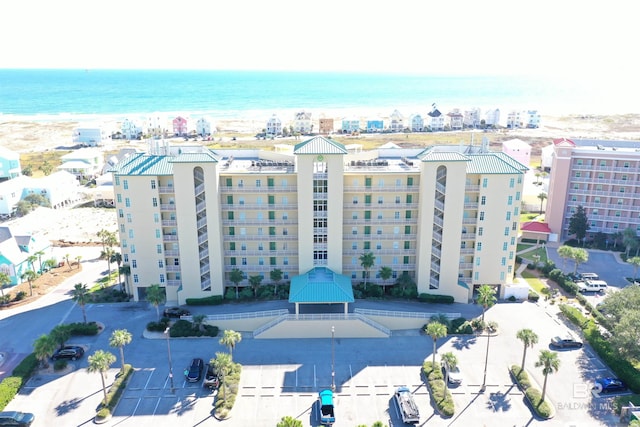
[550,336,583,349]
[442,360,463,385]
[163,307,191,318]
[203,364,219,389]
[186,358,204,382]
[52,346,85,361]
[0,411,35,426]
[594,377,627,394]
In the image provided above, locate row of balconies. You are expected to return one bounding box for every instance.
[220,186,298,193]
[570,188,640,197]
[221,219,298,226]
[569,176,639,185]
[571,164,640,173]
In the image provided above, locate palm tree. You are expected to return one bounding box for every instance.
[192,314,207,333]
[378,266,393,287]
[0,272,11,298]
[33,334,57,368]
[34,250,45,274]
[146,284,166,320]
[71,283,89,323]
[101,247,116,284]
[535,349,561,402]
[75,255,82,270]
[557,245,573,272]
[211,352,233,403]
[21,269,37,297]
[570,247,588,275]
[27,255,38,273]
[219,329,242,359]
[440,351,458,388]
[270,268,283,296]
[424,321,447,366]
[476,284,497,323]
[120,264,131,294]
[277,416,303,427]
[537,192,547,214]
[50,324,71,349]
[249,274,262,298]
[229,268,244,299]
[113,252,123,290]
[359,252,375,289]
[109,329,132,372]
[516,329,539,371]
[64,253,71,271]
[87,350,117,407]
[627,256,640,281]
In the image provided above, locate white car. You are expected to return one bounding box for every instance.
[442,360,462,385]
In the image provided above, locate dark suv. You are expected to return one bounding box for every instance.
[52,346,85,360]
[186,358,204,382]
[163,307,191,318]
[550,336,583,349]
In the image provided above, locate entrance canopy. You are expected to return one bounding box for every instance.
[289,267,354,314]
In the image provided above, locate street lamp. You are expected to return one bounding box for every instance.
[164,327,175,393]
[331,326,335,391]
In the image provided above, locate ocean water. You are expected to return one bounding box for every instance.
[0,69,635,122]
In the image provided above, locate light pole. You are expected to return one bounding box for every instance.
[331,326,335,391]
[480,323,492,393]
[164,327,175,393]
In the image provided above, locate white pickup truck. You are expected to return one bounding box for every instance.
[395,386,420,424]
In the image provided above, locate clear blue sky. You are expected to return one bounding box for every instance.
[1,0,635,79]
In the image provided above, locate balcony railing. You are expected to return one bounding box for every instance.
[220,185,298,193]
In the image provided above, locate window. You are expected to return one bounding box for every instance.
[157,244,162,254]
[158,260,164,268]
[352,227,358,235]
[283,257,289,265]
[282,212,288,220]
[258,258,264,266]
[258,242,264,251]
[377,212,383,219]
[393,241,399,249]
[509,178,515,188]
[514,207,519,216]
[600,160,606,167]
[126,213,132,223]
[118,209,124,218]
[155,229,160,238]
[507,196,513,205]
[376,242,382,250]
[594,197,600,204]
[512,221,518,231]
[478,227,483,236]
[133,274,139,283]
[509,251,514,260]
[506,212,511,220]
[500,272,505,281]
[352,242,358,250]
[394,212,400,219]
[482,178,488,188]
[117,194,122,203]
[377,228,382,235]
[501,257,506,266]
[256,196,263,205]
[476,257,481,266]
[132,260,137,268]
[479,211,485,220]
[516,191,521,201]
[130,244,136,254]
[615,211,621,217]
[592,209,598,216]
[353,197,358,204]
[598,173,604,179]
[618,198,624,205]
[511,237,515,245]
[378,196,384,204]
[123,180,129,190]
[481,196,486,205]
[393,226,399,235]
[239,197,245,205]
[395,196,401,204]
[120,224,125,233]
[477,242,482,251]
[115,176,120,185]
[124,254,128,262]
[154,213,159,223]
[242,258,247,265]
[504,227,509,236]
[238,179,244,187]
[503,242,508,250]
[352,212,358,220]
[151,180,156,189]
[152,197,157,207]
[125,198,131,207]
[575,172,581,178]
[240,228,246,235]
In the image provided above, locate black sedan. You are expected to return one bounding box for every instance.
[52,346,85,361]
[186,358,204,382]
[594,377,627,394]
[0,411,35,426]
[163,307,191,318]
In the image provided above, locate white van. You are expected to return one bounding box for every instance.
[580,272,600,280]
[578,280,607,293]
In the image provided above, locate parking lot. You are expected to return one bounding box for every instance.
[2,290,630,426]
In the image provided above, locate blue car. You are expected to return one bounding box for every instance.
[594,377,627,394]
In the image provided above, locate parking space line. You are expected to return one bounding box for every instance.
[131,397,142,416]
[152,396,161,416]
[144,369,154,389]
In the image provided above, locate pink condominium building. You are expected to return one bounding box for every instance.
[546,138,640,241]
[111,137,526,305]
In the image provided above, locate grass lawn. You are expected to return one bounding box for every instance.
[521,270,548,293]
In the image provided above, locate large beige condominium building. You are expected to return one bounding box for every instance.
[546,138,640,241]
[111,137,526,305]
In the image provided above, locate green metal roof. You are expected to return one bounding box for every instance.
[417,147,470,162]
[289,267,355,303]
[293,136,348,155]
[465,153,524,174]
[170,151,220,163]
[111,153,174,176]
[491,152,529,172]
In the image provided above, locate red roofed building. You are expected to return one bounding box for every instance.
[520,221,551,243]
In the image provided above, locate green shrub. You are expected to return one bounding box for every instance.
[146,318,170,332]
[524,387,552,418]
[103,364,133,412]
[96,407,111,420]
[67,322,99,336]
[53,359,67,371]
[509,365,531,390]
[224,287,236,300]
[528,292,540,302]
[185,295,224,306]
[0,353,38,411]
[239,287,253,300]
[418,293,454,304]
[421,361,454,417]
[168,320,219,337]
[257,285,274,299]
[14,291,27,301]
[365,284,384,298]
